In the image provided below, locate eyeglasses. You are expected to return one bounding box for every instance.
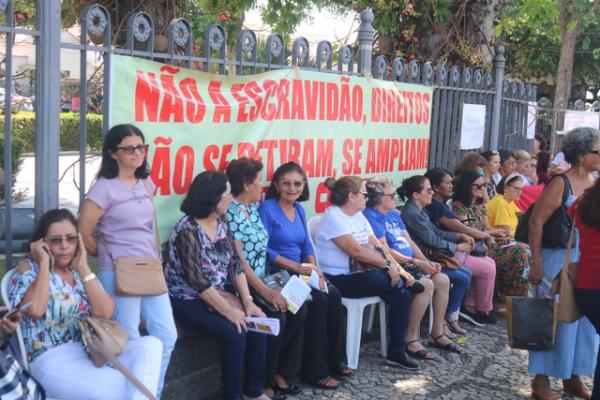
[356,191,368,196]
[472,183,484,190]
[589,150,600,155]
[45,234,78,246]
[116,145,147,155]
[507,184,524,192]
[280,180,304,188]
[420,188,434,194]
[382,193,396,198]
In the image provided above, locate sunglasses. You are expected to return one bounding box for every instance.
[472,183,484,190]
[280,180,304,188]
[116,144,147,155]
[589,150,600,155]
[45,234,78,246]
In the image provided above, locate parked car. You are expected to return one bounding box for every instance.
[0,87,34,113]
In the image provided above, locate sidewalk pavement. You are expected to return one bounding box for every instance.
[290,317,593,399]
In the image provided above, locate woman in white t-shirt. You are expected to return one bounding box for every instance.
[315,176,419,371]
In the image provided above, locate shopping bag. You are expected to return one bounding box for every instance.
[506,295,557,350]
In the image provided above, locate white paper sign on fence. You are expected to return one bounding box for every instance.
[562,110,600,134]
[460,104,487,149]
[527,102,537,139]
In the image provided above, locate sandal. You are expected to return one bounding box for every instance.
[312,377,340,390]
[405,339,435,360]
[428,334,463,354]
[332,366,353,379]
[442,322,457,339]
[273,384,302,395]
[446,319,467,335]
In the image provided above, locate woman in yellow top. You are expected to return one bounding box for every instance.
[486,173,524,236]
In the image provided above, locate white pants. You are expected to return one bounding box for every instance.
[29,337,162,400]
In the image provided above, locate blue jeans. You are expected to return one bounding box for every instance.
[170,297,267,399]
[98,271,177,398]
[442,267,472,319]
[325,270,411,358]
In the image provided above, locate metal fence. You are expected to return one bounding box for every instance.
[1,1,537,266]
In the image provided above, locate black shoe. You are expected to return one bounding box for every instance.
[479,311,498,324]
[459,308,487,327]
[385,353,419,371]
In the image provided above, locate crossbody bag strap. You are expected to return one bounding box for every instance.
[561,207,577,271]
[94,339,156,400]
[142,179,162,255]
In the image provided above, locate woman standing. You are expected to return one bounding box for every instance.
[79,124,177,396]
[363,176,459,355]
[9,209,162,399]
[259,162,347,389]
[315,176,418,370]
[528,128,600,400]
[225,158,304,397]
[452,171,530,304]
[398,176,472,336]
[572,177,600,400]
[164,171,271,400]
[481,150,501,200]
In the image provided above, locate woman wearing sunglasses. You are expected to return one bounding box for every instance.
[452,171,530,307]
[79,124,177,397]
[8,209,162,399]
[259,162,347,389]
[363,176,459,357]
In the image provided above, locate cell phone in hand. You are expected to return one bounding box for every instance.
[0,301,33,320]
[43,246,55,268]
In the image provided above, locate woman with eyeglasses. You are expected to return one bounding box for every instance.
[8,209,163,399]
[259,162,347,389]
[425,168,497,327]
[315,176,418,370]
[481,150,501,200]
[363,176,460,356]
[79,124,177,397]
[225,158,305,397]
[398,176,472,336]
[164,171,272,400]
[486,173,524,238]
[452,171,530,306]
[527,128,600,400]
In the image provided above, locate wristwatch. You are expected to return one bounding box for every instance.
[384,259,392,271]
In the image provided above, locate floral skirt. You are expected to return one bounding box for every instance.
[489,241,530,303]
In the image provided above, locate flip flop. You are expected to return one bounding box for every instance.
[311,377,340,390]
[332,366,354,379]
[405,339,435,360]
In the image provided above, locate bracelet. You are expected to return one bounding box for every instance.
[82,272,97,284]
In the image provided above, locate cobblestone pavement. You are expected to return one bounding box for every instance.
[290,318,593,400]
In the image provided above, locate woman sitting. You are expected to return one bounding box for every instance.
[451,171,530,305]
[363,176,460,355]
[486,173,524,238]
[163,171,270,400]
[9,209,162,400]
[225,158,305,397]
[259,162,347,389]
[492,149,517,186]
[398,176,472,336]
[424,168,497,326]
[315,176,418,371]
[481,150,501,200]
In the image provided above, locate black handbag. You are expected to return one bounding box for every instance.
[506,294,557,350]
[514,174,573,249]
[471,240,489,257]
[252,270,291,312]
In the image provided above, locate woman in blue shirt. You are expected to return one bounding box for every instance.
[259,162,347,389]
[363,176,460,355]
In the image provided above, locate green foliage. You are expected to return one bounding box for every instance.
[0,133,27,191]
[0,112,103,153]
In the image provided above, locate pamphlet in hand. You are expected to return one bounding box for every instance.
[499,240,517,249]
[280,275,311,314]
[301,270,329,293]
[245,317,280,336]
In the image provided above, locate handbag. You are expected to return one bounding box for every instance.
[102,180,168,296]
[0,339,45,400]
[349,244,385,272]
[552,221,582,323]
[79,316,156,400]
[253,271,291,312]
[426,249,460,269]
[515,174,573,249]
[471,240,489,257]
[506,289,557,350]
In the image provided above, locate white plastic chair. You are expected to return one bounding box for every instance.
[1,269,63,400]
[307,215,388,369]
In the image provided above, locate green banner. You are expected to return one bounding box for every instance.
[109,54,433,239]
